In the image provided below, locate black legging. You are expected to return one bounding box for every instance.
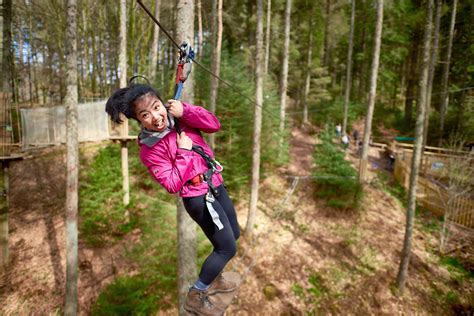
[183,185,240,285]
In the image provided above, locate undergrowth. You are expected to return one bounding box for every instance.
[81,144,211,314]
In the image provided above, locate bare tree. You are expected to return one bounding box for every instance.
[208,0,223,150]
[422,0,442,150]
[396,0,433,293]
[358,0,384,183]
[118,0,130,211]
[246,0,264,236]
[0,0,12,272]
[438,0,457,145]
[279,0,292,148]
[302,15,313,125]
[264,0,271,75]
[342,0,356,135]
[64,0,79,313]
[149,0,161,80]
[175,1,196,313]
[196,0,203,56]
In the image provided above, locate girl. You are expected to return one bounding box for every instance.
[106,84,240,315]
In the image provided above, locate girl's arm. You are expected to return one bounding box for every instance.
[179,102,221,133]
[141,147,194,194]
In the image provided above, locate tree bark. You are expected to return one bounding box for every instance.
[208,0,223,150]
[322,0,331,68]
[175,1,196,313]
[342,0,356,135]
[404,30,420,127]
[358,0,383,183]
[438,0,457,145]
[264,0,272,75]
[196,0,203,57]
[422,0,441,150]
[279,0,292,148]
[1,0,13,92]
[396,0,433,293]
[149,0,161,80]
[119,0,130,208]
[64,0,78,314]
[302,16,313,125]
[246,0,264,236]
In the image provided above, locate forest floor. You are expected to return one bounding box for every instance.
[0,125,473,315]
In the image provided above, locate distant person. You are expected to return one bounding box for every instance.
[342,134,350,150]
[105,84,239,315]
[352,129,359,144]
[336,123,342,137]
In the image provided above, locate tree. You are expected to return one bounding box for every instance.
[422,0,442,150]
[149,0,161,80]
[264,0,271,75]
[118,0,130,212]
[0,0,12,272]
[279,0,291,147]
[64,0,79,313]
[175,1,196,313]
[302,15,313,125]
[342,0,356,135]
[196,0,203,57]
[438,0,457,145]
[358,0,383,183]
[396,0,433,293]
[208,0,223,150]
[246,0,264,236]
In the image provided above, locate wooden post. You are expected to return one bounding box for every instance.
[0,161,9,270]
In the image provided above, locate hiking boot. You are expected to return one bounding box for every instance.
[184,287,224,315]
[208,273,237,295]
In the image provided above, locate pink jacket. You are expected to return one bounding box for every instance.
[139,103,224,197]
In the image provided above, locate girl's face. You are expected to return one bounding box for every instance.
[134,93,168,132]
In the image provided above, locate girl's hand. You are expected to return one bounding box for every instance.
[167,99,184,118]
[177,131,193,150]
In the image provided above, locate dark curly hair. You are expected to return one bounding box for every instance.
[105,84,164,123]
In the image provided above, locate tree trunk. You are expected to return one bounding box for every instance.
[302,16,313,125]
[358,0,383,183]
[264,0,271,75]
[196,0,203,57]
[396,0,433,293]
[175,1,196,313]
[208,0,223,150]
[279,0,291,147]
[342,0,356,135]
[149,0,161,80]
[422,0,441,150]
[0,0,12,271]
[404,30,420,127]
[64,0,79,314]
[1,0,12,92]
[323,0,331,68]
[119,0,130,209]
[246,0,264,236]
[438,0,457,145]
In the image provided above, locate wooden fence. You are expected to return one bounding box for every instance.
[393,145,474,229]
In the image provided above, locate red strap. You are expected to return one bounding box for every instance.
[175,64,183,84]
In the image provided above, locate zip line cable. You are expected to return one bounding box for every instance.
[135,0,287,132]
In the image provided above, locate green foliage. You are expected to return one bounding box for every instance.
[91,275,158,315]
[310,98,365,129]
[79,145,138,246]
[440,256,474,281]
[313,128,362,210]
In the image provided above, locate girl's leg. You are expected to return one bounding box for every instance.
[215,185,240,240]
[183,194,237,285]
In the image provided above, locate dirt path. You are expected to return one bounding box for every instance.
[229,125,471,315]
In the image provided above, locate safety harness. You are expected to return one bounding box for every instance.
[172,42,224,231]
